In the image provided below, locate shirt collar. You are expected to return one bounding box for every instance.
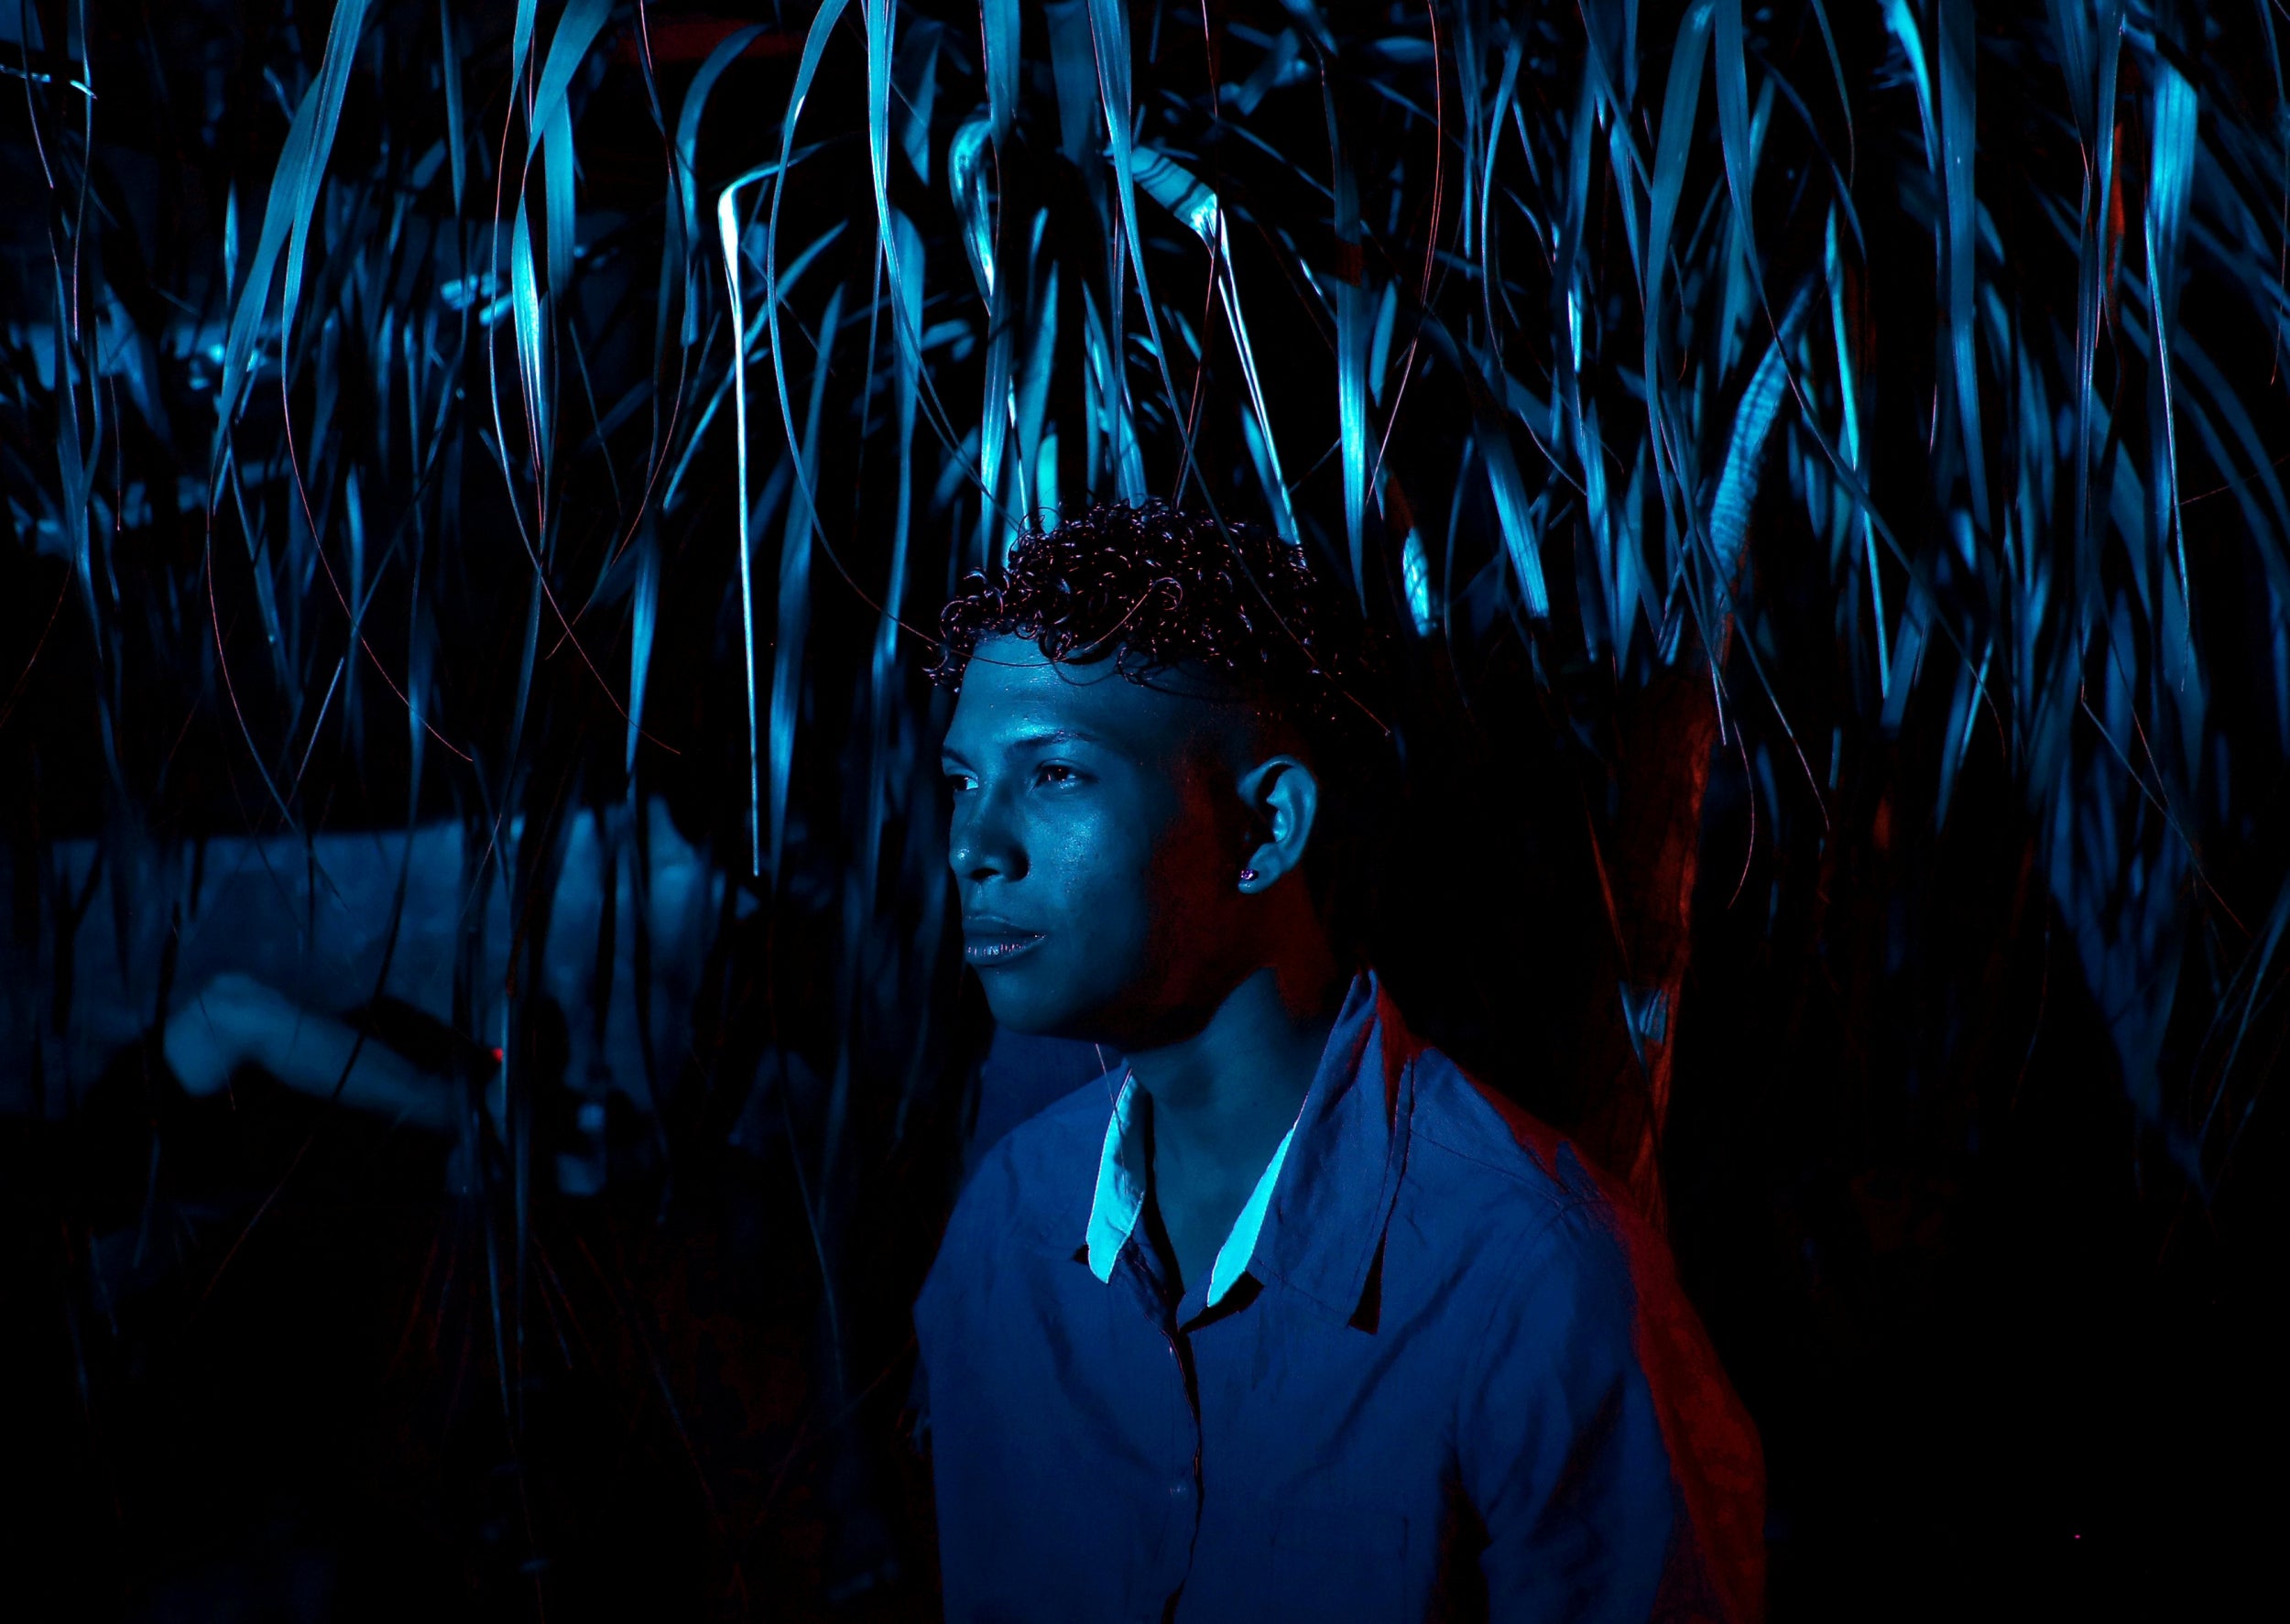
[1084,1069,1303,1308]
[1081,1072,1149,1283]
[1078,969,1414,1323]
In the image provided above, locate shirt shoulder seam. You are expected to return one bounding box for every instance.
[1408,1117,1576,1206]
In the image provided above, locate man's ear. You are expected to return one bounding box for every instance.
[1235,755,1321,892]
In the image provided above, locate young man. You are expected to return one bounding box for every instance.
[915,503,1762,1622]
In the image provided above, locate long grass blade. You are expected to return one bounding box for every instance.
[213,0,374,444]
[769,283,845,883]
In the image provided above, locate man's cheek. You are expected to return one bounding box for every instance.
[1038,812,1116,886]
[1140,887,1205,964]
[1142,827,1221,937]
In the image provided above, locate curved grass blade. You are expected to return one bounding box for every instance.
[1085,0,1215,518]
[716,179,764,876]
[1133,146,1296,537]
[440,1,466,212]
[1713,0,1762,297]
[866,209,925,909]
[528,0,611,300]
[1709,307,1799,594]
[769,282,846,884]
[510,195,551,488]
[981,0,1020,147]
[1325,72,1369,599]
[1825,205,1888,692]
[627,523,659,780]
[2145,59,2197,633]
[764,0,856,559]
[1413,311,1550,618]
[213,0,374,447]
[864,0,924,372]
[1642,0,1712,532]
[674,24,770,345]
[1936,0,1990,517]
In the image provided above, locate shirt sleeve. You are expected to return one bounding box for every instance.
[1456,1199,1764,1624]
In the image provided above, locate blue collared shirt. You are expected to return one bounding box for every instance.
[1084,1066,1302,1310]
[914,973,1764,1623]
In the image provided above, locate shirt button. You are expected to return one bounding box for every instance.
[1170,1480,1192,1499]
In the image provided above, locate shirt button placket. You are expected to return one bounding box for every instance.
[1162,1325,1203,1602]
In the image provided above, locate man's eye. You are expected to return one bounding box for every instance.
[943,770,976,793]
[1035,763,1083,788]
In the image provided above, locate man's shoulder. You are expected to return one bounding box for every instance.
[1400,1043,1640,1259]
[933,1074,1114,1266]
[1404,1046,1592,1194]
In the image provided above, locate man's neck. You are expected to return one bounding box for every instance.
[1129,958,1348,1183]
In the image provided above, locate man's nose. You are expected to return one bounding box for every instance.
[948,792,1026,884]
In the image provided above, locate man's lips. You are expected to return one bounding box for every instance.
[962,918,1045,967]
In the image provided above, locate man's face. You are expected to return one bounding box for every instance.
[941,637,1254,1045]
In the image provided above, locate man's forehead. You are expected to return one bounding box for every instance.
[943,637,1242,756]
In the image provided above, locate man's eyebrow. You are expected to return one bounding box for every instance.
[943,727,1107,765]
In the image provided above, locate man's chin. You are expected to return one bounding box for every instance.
[976,974,1118,1046]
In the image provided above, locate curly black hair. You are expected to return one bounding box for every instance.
[928,501,1383,758]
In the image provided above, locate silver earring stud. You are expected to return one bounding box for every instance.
[1238,868,1259,886]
